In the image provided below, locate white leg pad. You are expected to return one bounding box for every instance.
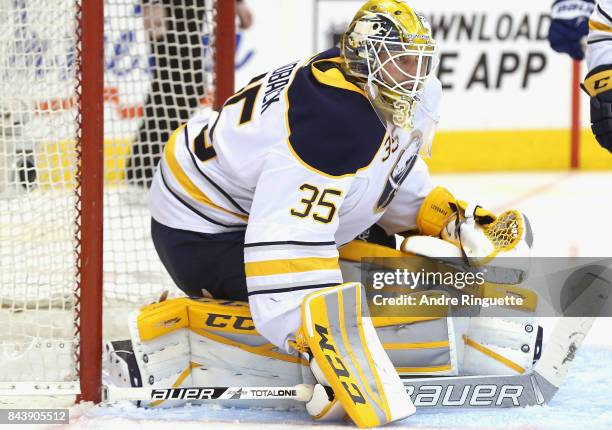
[127,310,193,407]
[460,317,540,375]
[123,299,304,409]
[189,330,303,409]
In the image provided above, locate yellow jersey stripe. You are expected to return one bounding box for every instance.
[164,126,249,222]
[589,19,612,32]
[245,256,339,278]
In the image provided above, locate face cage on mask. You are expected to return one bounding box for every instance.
[358,37,439,156]
[365,38,438,99]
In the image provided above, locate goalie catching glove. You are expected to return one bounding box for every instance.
[413,186,533,273]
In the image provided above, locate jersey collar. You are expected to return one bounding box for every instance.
[310,57,366,96]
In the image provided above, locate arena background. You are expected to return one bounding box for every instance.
[94,0,612,184]
[230,0,612,171]
[237,0,612,171]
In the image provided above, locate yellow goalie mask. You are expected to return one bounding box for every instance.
[341,0,438,146]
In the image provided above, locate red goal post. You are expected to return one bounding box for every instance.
[78,0,236,403]
[78,0,105,404]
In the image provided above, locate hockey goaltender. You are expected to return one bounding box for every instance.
[104,0,596,427]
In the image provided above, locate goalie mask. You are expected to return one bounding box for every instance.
[341,0,438,152]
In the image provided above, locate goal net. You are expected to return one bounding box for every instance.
[0,0,234,402]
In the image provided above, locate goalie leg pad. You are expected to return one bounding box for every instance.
[126,298,194,408]
[374,315,459,376]
[187,299,305,410]
[460,317,542,375]
[107,297,305,408]
[300,282,415,428]
[340,239,460,376]
[104,339,143,392]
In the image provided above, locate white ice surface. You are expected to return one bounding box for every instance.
[65,346,612,430]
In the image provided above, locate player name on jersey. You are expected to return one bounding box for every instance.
[262,61,299,114]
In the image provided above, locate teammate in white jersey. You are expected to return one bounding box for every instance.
[549,0,612,152]
[583,0,612,152]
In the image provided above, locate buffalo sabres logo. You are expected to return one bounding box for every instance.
[352,15,396,40]
[375,131,421,212]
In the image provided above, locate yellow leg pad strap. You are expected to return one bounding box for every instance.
[463,335,525,374]
[136,298,192,341]
[339,240,406,262]
[300,283,415,428]
[481,283,538,312]
[136,298,257,341]
[149,362,201,408]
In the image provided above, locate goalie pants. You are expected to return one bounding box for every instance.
[151,217,249,300]
[151,218,395,302]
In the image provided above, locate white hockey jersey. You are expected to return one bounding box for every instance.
[587,0,612,69]
[149,48,442,349]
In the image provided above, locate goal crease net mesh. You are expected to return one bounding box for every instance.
[0,0,222,396]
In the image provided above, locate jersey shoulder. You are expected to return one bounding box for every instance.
[286,48,386,178]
